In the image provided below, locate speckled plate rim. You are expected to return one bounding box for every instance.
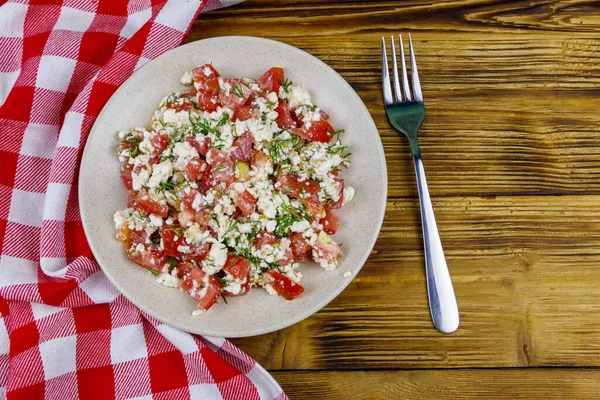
[79,36,387,338]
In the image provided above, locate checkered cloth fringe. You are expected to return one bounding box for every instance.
[0,1,288,399]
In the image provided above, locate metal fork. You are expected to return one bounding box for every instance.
[382,34,459,334]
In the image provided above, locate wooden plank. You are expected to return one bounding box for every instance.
[271,369,600,399]
[230,196,600,370]
[188,1,600,197]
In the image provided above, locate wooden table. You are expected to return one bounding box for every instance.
[187,1,600,398]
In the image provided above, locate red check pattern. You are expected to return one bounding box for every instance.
[0,1,289,399]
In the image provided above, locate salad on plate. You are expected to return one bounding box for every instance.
[113,65,354,314]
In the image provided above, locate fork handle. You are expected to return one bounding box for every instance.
[412,149,459,334]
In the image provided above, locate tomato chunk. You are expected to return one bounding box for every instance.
[177,188,201,209]
[223,255,251,280]
[184,241,211,263]
[257,67,284,93]
[196,90,219,112]
[207,149,234,187]
[120,163,133,190]
[276,172,320,201]
[267,270,304,300]
[320,211,339,234]
[192,64,221,96]
[219,79,252,110]
[294,120,335,143]
[185,156,206,182]
[233,105,257,122]
[127,243,167,273]
[290,232,311,261]
[180,265,222,312]
[254,232,278,249]
[230,131,253,162]
[132,190,169,218]
[275,99,295,129]
[161,224,188,256]
[187,136,210,157]
[235,190,256,217]
[201,165,216,191]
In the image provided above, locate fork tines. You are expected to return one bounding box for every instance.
[381,34,423,106]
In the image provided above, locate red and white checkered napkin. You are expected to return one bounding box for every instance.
[0,1,288,399]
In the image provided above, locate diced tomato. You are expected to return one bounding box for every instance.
[177,188,201,209]
[186,136,210,157]
[254,232,278,249]
[294,120,335,143]
[166,100,194,112]
[230,131,253,162]
[196,90,219,112]
[251,149,271,170]
[257,67,284,93]
[186,241,211,263]
[233,105,257,122]
[235,190,256,217]
[219,79,252,110]
[207,149,234,187]
[151,131,170,155]
[276,172,320,201]
[290,232,311,261]
[320,211,339,234]
[127,244,167,273]
[201,165,216,191]
[148,156,160,166]
[132,190,169,218]
[180,265,222,312]
[175,262,194,279]
[267,270,304,300]
[185,156,206,181]
[192,64,221,96]
[120,163,133,190]
[275,99,296,129]
[161,224,188,256]
[223,255,251,280]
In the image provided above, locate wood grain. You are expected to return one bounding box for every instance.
[271,369,600,399]
[188,0,600,396]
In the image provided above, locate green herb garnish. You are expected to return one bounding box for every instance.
[280,77,293,93]
[232,84,244,99]
[154,179,175,194]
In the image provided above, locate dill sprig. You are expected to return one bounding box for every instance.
[154,179,175,193]
[274,202,312,237]
[280,77,293,93]
[189,115,218,134]
[232,84,244,99]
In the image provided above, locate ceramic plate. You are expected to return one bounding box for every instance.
[79,36,387,337]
